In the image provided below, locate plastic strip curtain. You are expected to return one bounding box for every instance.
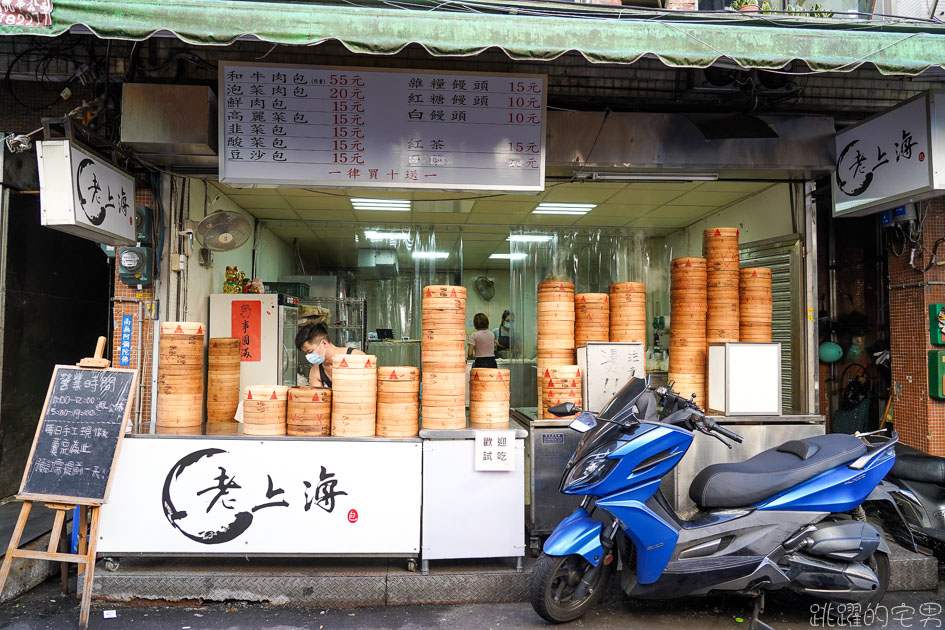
[336,224,462,368]
[507,226,672,409]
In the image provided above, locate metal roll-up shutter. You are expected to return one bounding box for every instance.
[740,236,801,412]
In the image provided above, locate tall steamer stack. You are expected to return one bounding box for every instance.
[421,285,467,429]
[703,228,740,346]
[156,321,205,435]
[739,267,773,342]
[669,257,708,405]
[609,282,647,344]
[536,280,576,419]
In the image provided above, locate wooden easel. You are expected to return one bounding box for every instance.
[0,337,113,629]
[0,501,101,628]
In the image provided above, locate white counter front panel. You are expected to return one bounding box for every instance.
[98,437,421,555]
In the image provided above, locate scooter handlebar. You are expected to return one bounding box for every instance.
[701,416,744,443]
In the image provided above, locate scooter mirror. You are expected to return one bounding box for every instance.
[568,412,597,433]
[548,402,577,417]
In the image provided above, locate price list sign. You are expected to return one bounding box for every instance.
[19,366,136,504]
[219,63,546,191]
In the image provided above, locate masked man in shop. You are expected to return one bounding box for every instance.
[295,322,365,388]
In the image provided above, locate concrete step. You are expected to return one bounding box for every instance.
[90,544,938,605]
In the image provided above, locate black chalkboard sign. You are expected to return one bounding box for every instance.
[18,366,137,504]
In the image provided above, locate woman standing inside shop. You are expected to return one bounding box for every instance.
[295,322,365,388]
[467,313,497,369]
[493,310,513,359]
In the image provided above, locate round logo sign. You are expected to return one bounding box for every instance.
[919,152,926,162]
[347,509,359,523]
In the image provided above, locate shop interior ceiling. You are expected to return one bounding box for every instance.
[215,180,777,270]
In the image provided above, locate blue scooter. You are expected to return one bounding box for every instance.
[530,376,899,628]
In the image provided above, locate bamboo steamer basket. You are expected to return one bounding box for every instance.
[205,422,237,436]
[161,321,206,336]
[243,422,287,436]
[244,385,289,401]
[378,381,422,394]
[424,285,467,298]
[286,425,329,437]
[289,386,332,403]
[332,354,377,370]
[378,366,420,382]
[156,425,203,435]
[538,279,576,413]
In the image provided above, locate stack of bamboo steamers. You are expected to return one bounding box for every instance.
[156,321,205,435]
[242,385,289,436]
[421,285,467,429]
[574,293,609,347]
[704,228,741,346]
[287,386,332,437]
[609,282,647,343]
[377,366,420,437]
[537,280,576,419]
[331,354,378,437]
[669,229,774,406]
[740,267,773,342]
[206,337,240,435]
[469,368,510,427]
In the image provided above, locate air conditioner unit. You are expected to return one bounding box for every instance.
[872,0,943,18]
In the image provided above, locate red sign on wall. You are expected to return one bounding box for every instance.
[1,0,53,27]
[231,300,261,362]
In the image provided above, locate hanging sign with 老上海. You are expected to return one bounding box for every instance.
[218,62,546,192]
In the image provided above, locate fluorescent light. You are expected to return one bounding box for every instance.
[532,210,590,215]
[351,198,411,212]
[490,253,528,260]
[364,230,411,241]
[412,251,449,260]
[507,234,553,243]
[532,202,596,215]
[573,172,718,183]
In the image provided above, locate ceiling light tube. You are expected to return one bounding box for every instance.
[489,253,528,260]
[364,230,411,241]
[351,198,412,212]
[532,210,590,215]
[573,172,718,183]
[412,251,449,259]
[507,234,553,243]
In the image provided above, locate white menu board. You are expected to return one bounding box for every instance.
[219,62,546,191]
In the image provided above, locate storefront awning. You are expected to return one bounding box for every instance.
[3,0,945,76]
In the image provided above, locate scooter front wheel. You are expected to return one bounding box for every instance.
[529,552,609,623]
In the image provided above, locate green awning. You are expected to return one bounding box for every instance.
[3,0,945,75]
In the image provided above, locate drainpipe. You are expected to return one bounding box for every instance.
[111,297,144,431]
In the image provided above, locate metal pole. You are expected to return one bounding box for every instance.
[803,181,819,415]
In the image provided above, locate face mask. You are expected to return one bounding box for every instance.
[306,343,326,365]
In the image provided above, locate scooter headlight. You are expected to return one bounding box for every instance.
[563,443,619,491]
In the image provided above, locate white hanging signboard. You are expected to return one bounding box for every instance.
[474,430,516,471]
[36,140,136,246]
[833,91,945,218]
[218,62,546,191]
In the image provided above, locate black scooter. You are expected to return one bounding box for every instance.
[882,443,945,560]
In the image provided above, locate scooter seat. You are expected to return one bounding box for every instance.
[689,434,867,509]
[891,446,945,485]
